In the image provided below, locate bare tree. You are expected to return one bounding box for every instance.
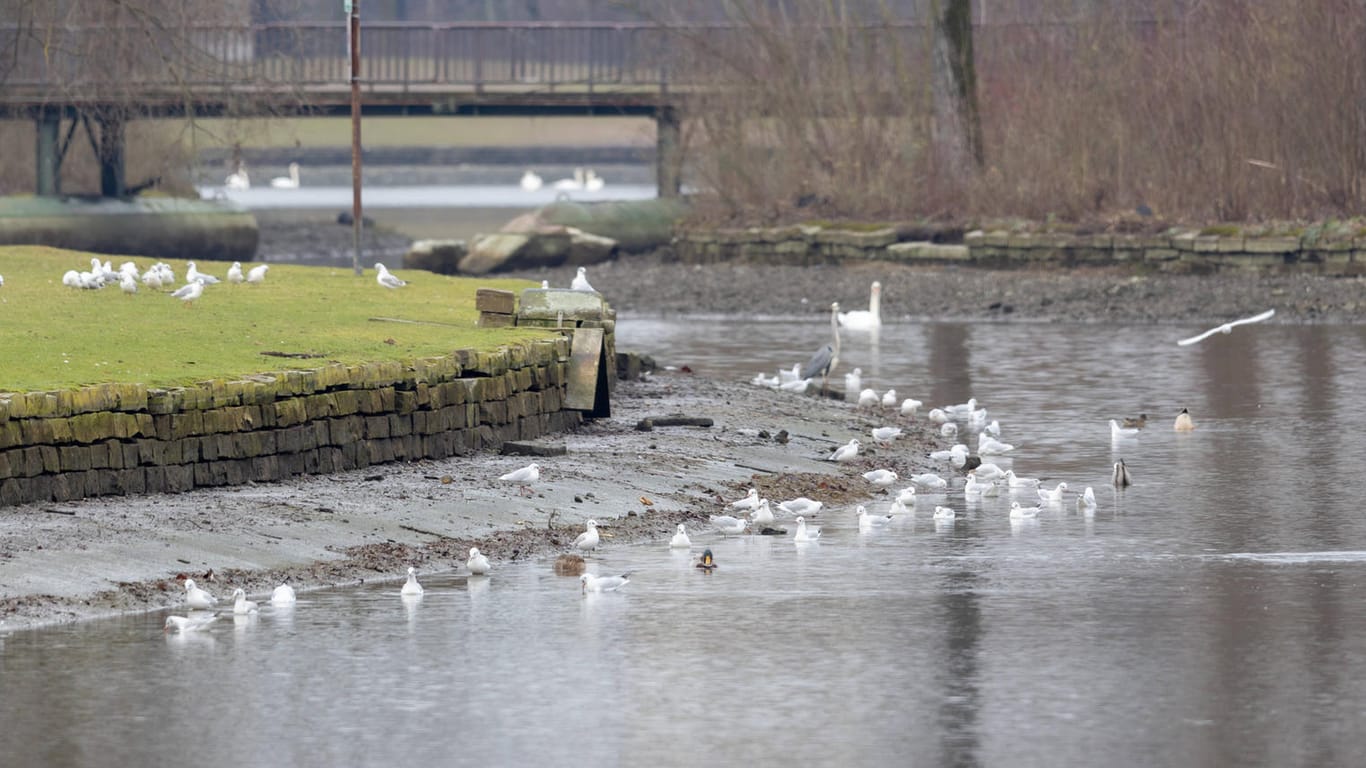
[929,0,981,178]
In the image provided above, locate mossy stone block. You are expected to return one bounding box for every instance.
[147,388,180,415]
[275,398,307,427]
[170,412,204,440]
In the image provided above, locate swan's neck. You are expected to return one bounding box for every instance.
[869,287,881,317]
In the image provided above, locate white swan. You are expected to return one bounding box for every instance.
[270,162,300,189]
[553,167,586,190]
[520,170,543,191]
[583,169,605,190]
[838,281,882,330]
[1109,419,1140,439]
[225,163,249,189]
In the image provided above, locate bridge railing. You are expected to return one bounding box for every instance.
[0,21,689,95]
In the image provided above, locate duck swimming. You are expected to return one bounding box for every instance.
[1122,413,1148,429]
[1174,408,1196,432]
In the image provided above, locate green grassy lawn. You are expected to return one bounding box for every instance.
[0,246,545,393]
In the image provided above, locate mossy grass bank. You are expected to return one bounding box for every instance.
[0,246,544,393]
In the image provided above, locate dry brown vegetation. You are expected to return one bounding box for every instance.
[670,1,1366,229]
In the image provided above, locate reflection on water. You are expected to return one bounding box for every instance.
[4,320,1366,767]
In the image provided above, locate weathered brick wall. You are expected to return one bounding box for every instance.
[672,228,1366,275]
[0,337,579,506]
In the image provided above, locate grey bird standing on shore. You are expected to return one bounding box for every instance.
[801,302,841,394]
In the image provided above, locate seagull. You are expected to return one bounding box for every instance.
[270,162,301,189]
[900,398,922,418]
[838,281,882,330]
[571,267,595,292]
[881,389,897,409]
[751,372,780,388]
[871,426,902,444]
[467,547,491,575]
[1077,486,1097,514]
[933,506,956,521]
[894,487,917,505]
[1110,419,1140,439]
[375,263,407,289]
[246,264,269,284]
[1010,502,1041,519]
[141,267,163,289]
[945,397,979,419]
[983,420,1002,437]
[709,515,748,536]
[964,472,995,496]
[270,583,297,605]
[1177,309,1275,346]
[862,469,899,488]
[1038,482,1069,504]
[1113,459,1132,487]
[520,170,543,191]
[857,505,894,529]
[400,566,424,596]
[857,388,880,408]
[828,439,861,462]
[778,497,823,516]
[119,272,138,296]
[226,262,244,283]
[170,279,204,306]
[164,614,220,633]
[499,463,540,496]
[940,423,959,438]
[669,524,693,549]
[574,520,601,551]
[844,367,862,393]
[974,463,1006,482]
[1005,470,1039,488]
[695,549,717,571]
[793,516,821,543]
[185,262,220,285]
[231,588,259,615]
[927,408,949,424]
[887,498,912,515]
[184,579,218,610]
[581,572,630,593]
[910,473,948,491]
[750,500,775,526]
[1174,408,1196,432]
[978,435,1014,455]
[728,488,762,510]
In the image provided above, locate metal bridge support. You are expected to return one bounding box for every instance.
[97,114,127,198]
[655,105,682,198]
[35,110,61,196]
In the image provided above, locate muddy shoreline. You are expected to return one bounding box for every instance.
[0,372,936,632]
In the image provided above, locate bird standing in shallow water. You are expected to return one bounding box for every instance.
[574,520,600,551]
[800,302,841,395]
[467,547,491,575]
[400,566,423,596]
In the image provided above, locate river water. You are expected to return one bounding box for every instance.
[4,315,1366,765]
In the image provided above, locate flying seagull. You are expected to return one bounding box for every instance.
[1176,309,1275,346]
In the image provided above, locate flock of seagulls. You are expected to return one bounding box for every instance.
[57,257,270,306]
[164,576,297,633]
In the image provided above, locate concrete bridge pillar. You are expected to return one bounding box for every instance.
[656,105,682,198]
[35,111,61,196]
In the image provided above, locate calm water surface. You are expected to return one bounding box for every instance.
[4,319,1366,767]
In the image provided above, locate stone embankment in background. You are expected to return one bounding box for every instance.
[671,224,1366,275]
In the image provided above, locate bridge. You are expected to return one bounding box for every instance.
[0,21,738,197]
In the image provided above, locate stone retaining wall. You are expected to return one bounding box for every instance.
[0,338,578,507]
[673,226,1366,275]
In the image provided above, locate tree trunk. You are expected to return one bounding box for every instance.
[930,0,983,178]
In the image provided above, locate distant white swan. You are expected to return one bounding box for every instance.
[520,170,543,191]
[583,169,605,190]
[270,162,300,189]
[225,163,249,189]
[838,281,882,330]
[553,167,586,190]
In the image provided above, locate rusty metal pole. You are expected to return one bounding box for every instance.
[348,0,363,276]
